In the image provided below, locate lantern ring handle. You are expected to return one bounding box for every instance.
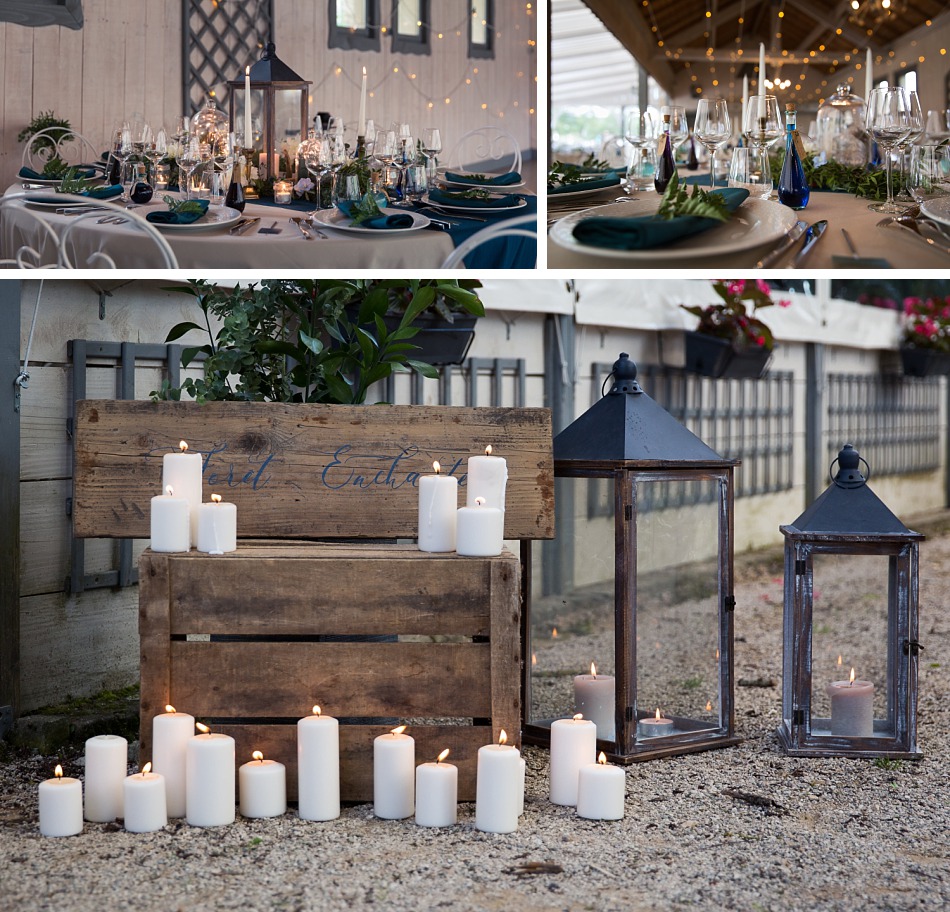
[601,371,613,398]
[829,455,870,488]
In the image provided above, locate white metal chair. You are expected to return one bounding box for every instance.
[598,135,628,170]
[448,126,523,176]
[0,193,63,267]
[439,212,536,269]
[20,127,106,178]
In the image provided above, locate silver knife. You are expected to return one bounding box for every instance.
[229,217,260,235]
[755,220,807,268]
[289,217,313,239]
[793,219,828,267]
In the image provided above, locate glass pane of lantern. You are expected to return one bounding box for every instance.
[634,476,722,740]
[809,552,894,739]
[336,0,368,29]
[529,475,616,741]
[275,89,303,149]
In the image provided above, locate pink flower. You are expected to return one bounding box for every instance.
[778,299,792,308]
[725,280,745,296]
[755,279,771,295]
[755,336,766,347]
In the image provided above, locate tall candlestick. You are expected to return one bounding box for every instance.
[741,75,749,134]
[827,667,875,737]
[39,766,83,837]
[549,715,596,807]
[186,723,236,827]
[759,43,766,97]
[418,461,458,553]
[573,663,616,742]
[415,749,458,828]
[197,493,237,554]
[466,445,508,511]
[297,705,340,822]
[373,725,415,819]
[245,66,252,149]
[239,751,287,819]
[123,763,168,833]
[359,66,368,138]
[152,704,195,818]
[865,48,873,103]
[162,440,202,546]
[475,730,520,833]
[84,734,128,822]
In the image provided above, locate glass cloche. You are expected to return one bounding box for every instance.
[816,85,867,167]
[191,98,230,146]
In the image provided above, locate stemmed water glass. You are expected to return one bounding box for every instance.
[909,144,950,207]
[660,105,688,153]
[422,127,442,180]
[325,131,348,205]
[176,136,203,201]
[144,127,167,189]
[303,131,329,213]
[895,90,924,204]
[623,107,658,193]
[372,128,397,195]
[693,97,731,188]
[865,86,913,213]
[111,125,134,197]
[743,96,782,150]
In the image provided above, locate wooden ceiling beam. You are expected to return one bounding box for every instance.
[665,0,748,48]
[784,0,881,50]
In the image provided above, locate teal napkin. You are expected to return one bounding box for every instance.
[427,188,521,209]
[146,200,210,225]
[444,170,521,186]
[84,184,123,200]
[548,174,620,194]
[552,161,626,177]
[335,193,388,218]
[19,165,98,181]
[572,188,749,250]
[353,212,415,230]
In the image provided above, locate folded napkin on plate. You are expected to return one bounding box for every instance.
[549,174,621,194]
[572,188,749,250]
[335,195,412,229]
[83,184,123,200]
[443,170,521,186]
[427,188,521,209]
[19,165,99,181]
[146,200,210,225]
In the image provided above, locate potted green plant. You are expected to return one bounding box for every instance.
[681,279,791,380]
[899,294,950,377]
[151,278,484,405]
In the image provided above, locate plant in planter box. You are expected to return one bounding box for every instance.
[682,279,791,379]
[151,278,484,405]
[899,294,950,376]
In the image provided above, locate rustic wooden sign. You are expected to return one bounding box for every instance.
[73,400,555,540]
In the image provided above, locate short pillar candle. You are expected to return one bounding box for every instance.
[418,462,458,553]
[123,763,168,833]
[186,723,236,827]
[197,493,237,554]
[414,749,458,828]
[162,440,203,546]
[573,663,616,742]
[826,668,875,737]
[576,753,625,820]
[239,751,287,819]
[38,766,83,837]
[549,715,596,807]
[297,706,340,822]
[84,734,128,822]
[151,705,194,818]
[150,485,190,553]
[373,725,415,820]
[475,730,520,834]
[456,496,504,557]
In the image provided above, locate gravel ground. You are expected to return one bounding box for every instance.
[2,530,948,912]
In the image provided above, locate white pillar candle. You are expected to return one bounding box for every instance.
[38,766,83,837]
[197,494,237,554]
[865,48,873,103]
[638,707,676,739]
[549,715,596,807]
[741,75,749,134]
[576,752,625,821]
[123,763,168,833]
[245,66,252,149]
[150,485,190,553]
[414,749,457,828]
[152,705,194,818]
[373,725,415,819]
[239,751,287,818]
[573,663,616,742]
[186,724,235,827]
[84,734,128,822]
[466,445,508,511]
[517,751,526,817]
[297,706,340,822]
[418,462,458,553]
[456,497,504,557]
[475,730,520,833]
[359,66,368,137]
[827,667,875,737]
[162,441,203,547]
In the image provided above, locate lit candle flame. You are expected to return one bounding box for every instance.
[485,445,493,456]
[363,65,367,76]
[597,752,607,765]
[165,485,174,497]
[552,627,558,639]
[211,494,222,504]
[531,652,537,666]
[837,655,843,667]
[432,461,441,475]
[499,729,508,745]
[573,713,584,722]
[590,662,597,677]
[655,708,662,721]
[252,750,264,763]
[54,765,63,779]
[165,704,176,713]
[391,725,407,736]
[437,749,450,763]
[179,441,189,453]
[706,701,713,712]
[142,762,152,776]
[196,722,210,734]
[474,496,486,507]
[312,705,321,717]
[849,667,856,686]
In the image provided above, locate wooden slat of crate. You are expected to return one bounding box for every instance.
[73,401,555,541]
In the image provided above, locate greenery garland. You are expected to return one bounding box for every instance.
[769,151,895,202]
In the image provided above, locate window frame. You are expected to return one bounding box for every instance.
[468,0,494,60]
[391,0,430,56]
[329,0,381,52]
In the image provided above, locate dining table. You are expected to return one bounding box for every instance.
[546,176,950,270]
[1,186,537,270]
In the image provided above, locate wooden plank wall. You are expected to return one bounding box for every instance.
[0,1,537,190]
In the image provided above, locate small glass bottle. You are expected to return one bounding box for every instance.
[654,113,676,192]
[225,156,246,212]
[778,103,809,210]
[685,134,699,171]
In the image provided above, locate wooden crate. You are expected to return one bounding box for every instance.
[139,542,522,802]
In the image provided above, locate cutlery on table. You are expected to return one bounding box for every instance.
[289,217,312,239]
[754,220,808,268]
[877,214,950,257]
[229,217,260,235]
[792,219,828,267]
[258,220,282,234]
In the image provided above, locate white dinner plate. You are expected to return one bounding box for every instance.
[150,205,243,232]
[548,196,798,261]
[437,169,525,189]
[311,207,430,234]
[423,193,527,214]
[24,195,118,209]
[547,175,623,202]
[919,197,950,228]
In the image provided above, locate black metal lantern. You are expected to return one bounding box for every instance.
[778,443,924,758]
[228,42,311,176]
[523,353,741,762]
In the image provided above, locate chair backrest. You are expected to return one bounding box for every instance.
[598,135,628,169]
[449,126,523,176]
[439,212,537,269]
[21,128,104,175]
[0,193,62,268]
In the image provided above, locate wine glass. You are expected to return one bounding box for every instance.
[895,90,924,203]
[303,131,328,212]
[728,146,772,199]
[623,107,659,194]
[144,127,168,189]
[866,86,913,213]
[176,136,203,201]
[325,131,348,205]
[743,96,782,149]
[111,125,134,196]
[422,127,442,180]
[909,144,950,206]
[372,128,397,193]
[693,97,732,188]
[660,105,688,151]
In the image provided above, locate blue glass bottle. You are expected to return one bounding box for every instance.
[778,103,809,209]
[654,113,676,192]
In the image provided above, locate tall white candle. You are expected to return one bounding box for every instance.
[573,663,616,742]
[152,705,194,818]
[418,461,458,553]
[456,496,504,557]
[239,751,287,819]
[38,766,83,837]
[827,667,875,737]
[84,734,128,822]
[549,714,596,807]
[162,441,203,547]
[359,66,368,137]
[475,730,520,833]
[197,493,237,554]
[759,43,766,100]
[123,763,168,833]
[415,749,458,827]
[865,48,873,103]
[373,725,415,819]
[150,485,190,553]
[186,723,236,827]
[576,752,625,821]
[297,706,340,821]
[466,445,508,511]
[245,66,252,149]
[741,75,749,134]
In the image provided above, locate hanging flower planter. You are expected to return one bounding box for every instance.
[684,331,773,380]
[899,346,950,378]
